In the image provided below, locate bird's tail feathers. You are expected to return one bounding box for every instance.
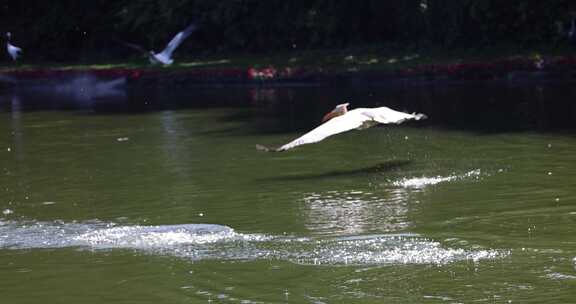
[256,144,281,152]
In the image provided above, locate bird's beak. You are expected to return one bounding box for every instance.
[322,110,340,123]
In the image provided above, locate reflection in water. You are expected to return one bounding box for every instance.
[301,190,412,235]
[4,95,28,214]
[2,80,576,132]
[301,170,485,235]
[0,74,127,111]
[9,95,22,160]
[40,74,126,106]
[249,88,279,106]
[159,110,194,179]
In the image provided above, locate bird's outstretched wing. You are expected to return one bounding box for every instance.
[7,44,22,61]
[365,106,427,124]
[258,111,368,152]
[256,106,427,152]
[158,24,197,58]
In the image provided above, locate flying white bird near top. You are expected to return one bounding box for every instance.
[121,23,197,65]
[257,103,427,152]
[5,32,22,61]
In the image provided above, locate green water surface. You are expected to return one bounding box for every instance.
[1,84,575,303]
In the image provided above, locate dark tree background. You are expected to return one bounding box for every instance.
[1,0,575,62]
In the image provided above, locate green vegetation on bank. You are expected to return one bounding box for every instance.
[1,44,574,76]
[2,1,576,64]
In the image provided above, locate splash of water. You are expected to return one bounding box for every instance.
[0,219,507,266]
[392,169,482,189]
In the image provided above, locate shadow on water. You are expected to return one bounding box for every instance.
[258,159,412,182]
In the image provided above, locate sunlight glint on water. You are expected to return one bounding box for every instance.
[0,220,506,266]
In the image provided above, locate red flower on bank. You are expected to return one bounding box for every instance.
[247,66,277,80]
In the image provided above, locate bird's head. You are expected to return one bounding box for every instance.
[322,102,350,122]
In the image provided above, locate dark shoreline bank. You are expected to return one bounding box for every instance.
[2,54,576,89]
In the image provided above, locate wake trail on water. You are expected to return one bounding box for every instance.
[392,169,483,189]
[0,219,507,266]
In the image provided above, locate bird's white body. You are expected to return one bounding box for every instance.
[149,24,197,66]
[149,52,173,65]
[7,43,22,61]
[258,104,427,152]
[5,32,22,61]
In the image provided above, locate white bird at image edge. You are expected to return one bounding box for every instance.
[6,32,22,61]
[257,103,427,152]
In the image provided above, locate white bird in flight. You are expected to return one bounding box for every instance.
[121,24,197,65]
[257,103,427,152]
[5,32,22,61]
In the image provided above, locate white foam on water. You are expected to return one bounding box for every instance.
[284,234,506,266]
[0,220,507,266]
[545,272,576,280]
[73,224,243,249]
[0,221,257,250]
[392,169,482,189]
